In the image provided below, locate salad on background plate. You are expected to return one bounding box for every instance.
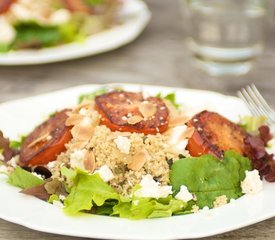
[0,0,151,65]
[0,0,122,52]
[0,84,275,239]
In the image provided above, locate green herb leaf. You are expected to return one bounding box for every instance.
[170,151,252,208]
[7,167,44,190]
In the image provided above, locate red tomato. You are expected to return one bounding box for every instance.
[0,0,16,14]
[19,110,72,166]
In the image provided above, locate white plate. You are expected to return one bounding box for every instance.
[0,0,151,66]
[1,84,275,240]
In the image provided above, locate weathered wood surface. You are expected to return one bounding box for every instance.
[0,0,275,239]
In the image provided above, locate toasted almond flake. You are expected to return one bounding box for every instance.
[84,150,96,172]
[27,133,50,148]
[72,102,94,113]
[139,101,157,119]
[71,125,94,141]
[65,113,84,126]
[180,127,195,140]
[127,115,144,125]
[70,140,88,150]
[128,148,150,171]
[169,115,190,127]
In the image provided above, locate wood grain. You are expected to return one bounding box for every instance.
[0,0,275,239]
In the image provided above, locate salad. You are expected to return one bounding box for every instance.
[0,0,122,52]
[0,87,274,220]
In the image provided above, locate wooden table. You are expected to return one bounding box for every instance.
[1,0,275,239]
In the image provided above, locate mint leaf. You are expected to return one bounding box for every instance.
[170,151,252,208]
[7,167,44,190]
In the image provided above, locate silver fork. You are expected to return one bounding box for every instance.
[238,84,275,133]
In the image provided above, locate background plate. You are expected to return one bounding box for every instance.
[0,0,151,65]
[0,84,275,240]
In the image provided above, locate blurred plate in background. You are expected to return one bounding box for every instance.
[0,0,151,66]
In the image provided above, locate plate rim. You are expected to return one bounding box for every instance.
[0,83,275,240]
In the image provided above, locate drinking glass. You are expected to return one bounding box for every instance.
[181,0,268,76]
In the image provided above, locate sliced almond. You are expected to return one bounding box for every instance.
[139,101,157,119]
[127,115,144,125]
[71,125,94,141]
[180,127,195,140]
[65,114,84,126]
[27,133,50,148]
[70,140,88,150]
[169,115,190,127]
[128,148,150,171]
[72,102,94,113]
[83,150,96,172]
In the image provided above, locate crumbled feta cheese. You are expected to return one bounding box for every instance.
[168,125,189,154]
[114,136,131,154]
[8,155,19,168]
[95,165,114,182]
[213,195,227,208]
[52,200,64,208]
[31,172,44,180]
[59,195,66,201]
[0,165,8,173]
[50,9,71,25]
[241,170,263,194]
[0,16,16,44]
[134,174,172,199]
[70,149,86,169]
[10,3,32,21]
[175,185,194,202]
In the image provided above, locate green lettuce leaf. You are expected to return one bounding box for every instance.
[113,196,187,220]
[156,92,180,109]
[13,23,63,49]
[78,87,109,103]
[239,115,267,134]
[170,151,252,208]
[64,172,119,215]
[7,167,44,190]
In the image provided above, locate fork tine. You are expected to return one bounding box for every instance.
[238,85,275,126]
[245,85,270,117]
[238,89,263,117]
[250,84,275,122]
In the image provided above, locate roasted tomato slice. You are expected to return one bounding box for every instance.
[95,91,169,134]
[19,110,72,167]
[0,0,16,14]
[187,110,248,158]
